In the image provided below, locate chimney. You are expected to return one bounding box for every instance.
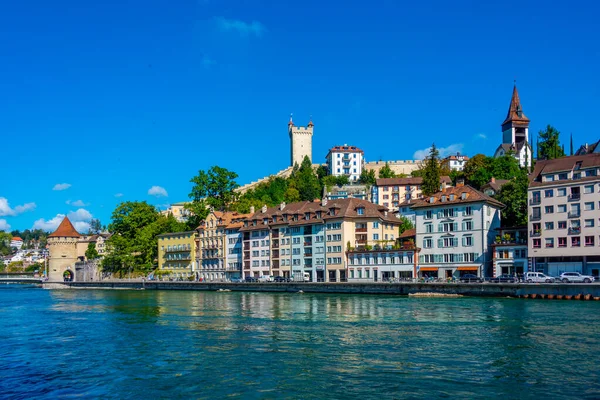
[491,177,496,183]
[441,181,447,193]
[250,206,255,214]
[457,178,465,187]
[280,201,286,211]
[322,198,328,206]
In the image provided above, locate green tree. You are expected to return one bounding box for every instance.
[89,218,102,234]
[315,165,328,182]
[294,156,321,201]
[538,125,565,160]
[398,215,414,235]
[378,162,396,178]
[421,144,441,195]
[494,170,528,227]
[335,175,350,186]
[85,241,99,260]
[359,169,376,185]
[490,155,521,181]
[188,166,239,211]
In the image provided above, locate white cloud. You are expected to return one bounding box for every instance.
[413,144,465,160]
[73,221,91,233]
[53,183,71,191]
[0,219,10,231]
[214,17,266,37]
[148,186,168,197]
[0,197,36,216]
[68,208,93,222]
[32,215,65,231]
[67,200,89,207]
[114,193,123,198]
[475,133,487,140]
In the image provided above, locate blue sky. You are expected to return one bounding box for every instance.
[1,0,599,232]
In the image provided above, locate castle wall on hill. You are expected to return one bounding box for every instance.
[365,160,422,176]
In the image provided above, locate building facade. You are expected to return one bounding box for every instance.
[492,227,528,278]
[323,184,370,201]
[372,176,452,212]
[10,237,23,249]
[157,231,196,279]
[528,153,600,276]
[289,116,314,167]
[326,145,364,182]
[412,184,503,278]
[494,84,532,168]
[442,153,469,171]
[48,217,81,282]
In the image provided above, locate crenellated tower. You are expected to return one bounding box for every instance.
[48,216,81,281]
[289,115,313,167]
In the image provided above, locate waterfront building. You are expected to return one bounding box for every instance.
[493,84,532,169]
[347,229,419,282]
[412,183,504,278]
[371,176,452,212]
[224,214,248,281]
[157,231,196,279]
[240,198,401,282]
[481,177,510,197]
[289,116,314,167]
[491,226,528,278]
[528,153,600,276]
[441,153,469,171]
[323,184,370,201]
[10,237,23,249]
[48,217,81,281]
[326,145,364,182]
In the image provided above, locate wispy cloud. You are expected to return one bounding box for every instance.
[0,197,36,217]
[32,208,94,232]
[53,183,71,191]
[66,199,89,207]
[214,17,266,37]
[475,133,487,140]
[413,143,465,160]
[148,186,168,197]
[0,219,10,231]
[114,193,124,198]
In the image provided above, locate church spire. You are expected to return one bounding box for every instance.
[502,83,529,127]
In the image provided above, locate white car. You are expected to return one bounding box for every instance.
[257,275,274,282]
[524,272,555,283]
[559,272,594,283]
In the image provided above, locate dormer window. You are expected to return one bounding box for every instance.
[441,195,447,202]
[429,197,435,204]
[357,207,365,215]
[450,194,455,201]
[461,192,467,200]
[316,211,321,219]
[263,218,268,225]
[272,217,277,223]
[305,212,310,220]
[575,161,582,171]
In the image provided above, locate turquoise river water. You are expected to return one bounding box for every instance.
[1,285,599,399]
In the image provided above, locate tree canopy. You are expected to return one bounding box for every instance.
[538,125,565,160]
[378,162,396,178]
[494,169,529,227]
[85,242,99,260]
[359,169,376,185]
[398,215,414,235]
[421,144,441,195]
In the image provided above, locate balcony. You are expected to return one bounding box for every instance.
[272,232,279,238]
[355,228,367,233]
[272,251,279,258]
[355,239,367,245]
[529,198,541,205]
[530,214,541,221]
[165,247,192,253]
[568,193,581,201]
[304,252,313,257]
[304,241,312,247]
[568,211,581,218]
[530,230,541,237]
[272,242,279,249]
[243,243,250,250]
[568,228,581,235]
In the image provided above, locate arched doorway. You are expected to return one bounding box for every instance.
[63,270,74,282]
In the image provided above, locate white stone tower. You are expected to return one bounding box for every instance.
[48,216,81,282]
[493,84,532,168]
[289,115,313,167]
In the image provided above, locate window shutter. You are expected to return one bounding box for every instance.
[438,238,443,248]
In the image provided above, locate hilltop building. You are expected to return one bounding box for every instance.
[441,153,469,171]
[289,116,314,167]
[494,84,532,168]
[10,237,23,250]
[326,145,364,182]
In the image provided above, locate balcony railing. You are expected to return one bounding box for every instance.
[355,228,367,233]
[304,241,312,246]
[569,193,581,201]
[529,198,541,205]
[165,247,192,252]
[272,232,279,238]
[272,243,279,249]
[530,214,541,221]
[530,231,541,237]
[568,211,581,218]
[568,228,581,235]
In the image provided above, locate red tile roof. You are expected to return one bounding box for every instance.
[48,216,81,238]
[529,153,600,187]
[409,185,504,209]
[375,176,451,187]
[11,237,23,241]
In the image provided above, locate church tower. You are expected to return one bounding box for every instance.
[48,216,81,282]
[289,115,313,167]
[494,84,532,168]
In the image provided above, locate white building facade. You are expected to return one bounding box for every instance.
[325,145,364,182]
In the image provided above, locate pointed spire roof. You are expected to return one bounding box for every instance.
[48,216,81,238]
[502,84,529,126]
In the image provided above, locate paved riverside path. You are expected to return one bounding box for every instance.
[43,281,600,298]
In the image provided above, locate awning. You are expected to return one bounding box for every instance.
[457,267,479,271]
[419,267,439,272]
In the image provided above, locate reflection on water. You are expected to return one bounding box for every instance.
[1,288,599,399]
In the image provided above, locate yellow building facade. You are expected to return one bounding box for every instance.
[157,231,197,279]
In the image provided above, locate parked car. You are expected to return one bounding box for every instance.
[273,276,289,283]
[245,276,258,283]
[559,272,594,283]
[230,278,243,283]
[490,274,517,283]
[524,272,555,283]
[459,274,482,283]
[258,275,274,282]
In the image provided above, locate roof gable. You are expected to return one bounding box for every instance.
[48,216,81,238]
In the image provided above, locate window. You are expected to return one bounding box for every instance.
[585,219,594,228]
[571,237,581,247]
[465,206,472,216]
[585,202,595,211]
[585,236,595,246]
[545,222,554,230]
[423,237,433,248]
[425,211,433,220]
[373,222,379,228]
[292,237,300,244]
[544,189,553,198]
[545,238,554,248]
[558,173,568,180]
[463,236,473,247]
[463,220,473,230]
[425,223,433,233]
[532,239,541,248]
[557,188,567,196]
[373,234,379,240]
[584,185,594,194]
[544,205,554,214]
[558,204,567,213]
[558,221,567,229]
[558,237,567,248]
